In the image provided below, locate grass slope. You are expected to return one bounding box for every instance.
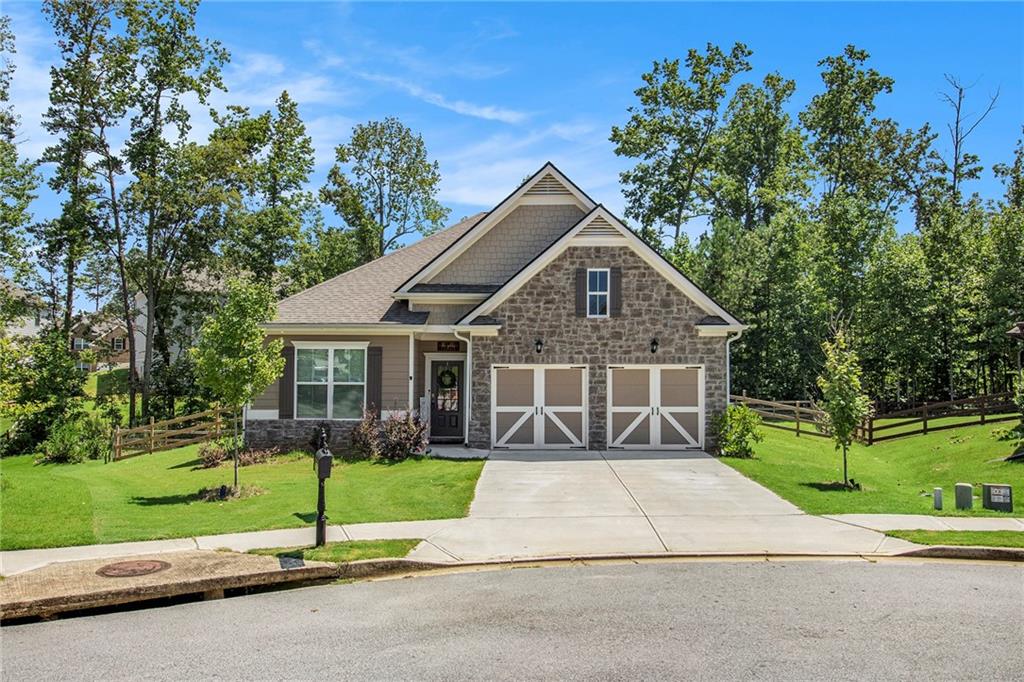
[250,539,420,563]
[887,530,1024,549]
[721,422,1023,516]
[0,446,483,550]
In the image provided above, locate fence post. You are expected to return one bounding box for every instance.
[922,404,929,434]
[979,395,987,424]
[868,416,874,446]
[215,410,222,440]
[794,406,801,437]
[148,417,155,454]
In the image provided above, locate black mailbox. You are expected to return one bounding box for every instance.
[315,449,333,479]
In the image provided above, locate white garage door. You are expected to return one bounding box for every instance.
[607,366,704,449]
[492,365,588,449]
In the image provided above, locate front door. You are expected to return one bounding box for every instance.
[430,360,464,440]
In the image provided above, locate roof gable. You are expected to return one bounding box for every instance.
[395,162,596,293]
[457,206,745,328]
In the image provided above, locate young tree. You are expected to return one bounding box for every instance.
[610,42,752,245]
[191,279,284,489]
[321,117,449,262]
[817,327,872,488]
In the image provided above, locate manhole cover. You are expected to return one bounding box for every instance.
[96,560,171,578]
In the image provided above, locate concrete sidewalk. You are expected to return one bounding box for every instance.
[826,514,1024,532]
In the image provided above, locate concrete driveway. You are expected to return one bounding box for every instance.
[409,450,905,562]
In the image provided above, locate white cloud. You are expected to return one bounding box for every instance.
[356,72,527,124]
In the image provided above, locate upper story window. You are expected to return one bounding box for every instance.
[113,337,125,352]
[587,268,609,318]
[295,343,368,420]
[73,337,90,351]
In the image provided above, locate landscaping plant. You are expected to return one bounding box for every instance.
[192,279,285,489]
[713,403,764,458]
[817,328,872,488]
[351,410,428,462]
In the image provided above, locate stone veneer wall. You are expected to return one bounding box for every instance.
[246,419,358,452]
[468,246,729,450]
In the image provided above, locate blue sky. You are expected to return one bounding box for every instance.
[7,1,1024,243]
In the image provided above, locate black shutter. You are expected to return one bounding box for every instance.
[366,346,383,415]
[575,268,586,317]
[278,345,294,419]
[610,267,622,317]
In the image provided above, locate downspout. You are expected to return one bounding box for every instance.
[407,333,415,415]
[725,329,744,405]
[454,329,472,446]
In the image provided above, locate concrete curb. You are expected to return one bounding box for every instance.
[895,545,1024,562]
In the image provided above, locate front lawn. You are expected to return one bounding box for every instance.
[721,423,1023,516]
[887,530,1024,549]
[250,539,420,563]
[0,445,483,551]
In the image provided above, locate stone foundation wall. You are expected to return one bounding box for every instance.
[469,245,729,450]
[245,419,358,453]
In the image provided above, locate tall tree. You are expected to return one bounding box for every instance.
[610,42,752,245]
[81,251,116,311]
[321,117,448,262]
[281,215,360,295]
[0,15,40,323]
[121,0,228,418]
[222,91,315,283]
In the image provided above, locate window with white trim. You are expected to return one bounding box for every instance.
[113,337,125,352]
[295,346,366,420]
[73,337,90,351]
[587,268,609,318]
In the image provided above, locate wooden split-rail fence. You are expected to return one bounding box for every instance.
[731,392,1018,446]
[110,406,237,461]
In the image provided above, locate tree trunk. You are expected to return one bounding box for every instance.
[842,444,849,487]
[233,410,239,490]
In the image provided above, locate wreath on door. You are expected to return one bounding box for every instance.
[437,368,457,389]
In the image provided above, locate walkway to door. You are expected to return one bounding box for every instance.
[407,450,907,562]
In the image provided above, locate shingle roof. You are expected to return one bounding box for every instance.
[273,213,485,325]
[696,315,728,325]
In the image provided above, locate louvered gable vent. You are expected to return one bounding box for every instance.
[524,173,572,196]
[578,215,619,237]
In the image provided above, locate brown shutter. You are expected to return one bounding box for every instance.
[366,346,383,415]
[610,267,622,317]
[278,345,294,419]
[575,268,586,317]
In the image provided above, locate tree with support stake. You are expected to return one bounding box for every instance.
[817,327,872,489]
[192,279,284,490]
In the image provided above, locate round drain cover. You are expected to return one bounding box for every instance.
[96,559,171,578]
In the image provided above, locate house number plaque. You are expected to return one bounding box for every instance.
[437,341,459,352]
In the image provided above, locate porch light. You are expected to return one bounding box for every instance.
[535,338,544,354]
[650,338,659,354]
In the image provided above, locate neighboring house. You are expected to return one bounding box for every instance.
[246,164,745,452]
[1,279,51,338]
[71,315,130,371]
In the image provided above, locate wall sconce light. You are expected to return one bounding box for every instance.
[650,338,659,354]
[535,338,544,354]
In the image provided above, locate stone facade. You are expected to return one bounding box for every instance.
[246,418,358,452]
[428,205,585,285]
[468,245,729,450]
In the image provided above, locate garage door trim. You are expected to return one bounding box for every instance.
[606,364,705,450]
[491,364,589,449]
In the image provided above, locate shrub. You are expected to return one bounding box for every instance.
[38,414,110,464]
[378,413,429,462]
[351,410,427,462]
[236,446,281,467]
[351,410,382,460]
[199,439,229,468]
[713,404,764,458]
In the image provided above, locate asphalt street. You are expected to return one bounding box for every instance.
[2,559,1022,681]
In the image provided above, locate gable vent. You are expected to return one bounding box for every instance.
[578,216,619,237]
[525,173,572,196]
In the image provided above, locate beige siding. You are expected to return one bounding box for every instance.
[251,334,413,413]
[428,205,584,285]
[417,304,475,324]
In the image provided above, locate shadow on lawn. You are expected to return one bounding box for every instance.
[800,481,861,493]
[130,493,197,506]
[292,512,316,523]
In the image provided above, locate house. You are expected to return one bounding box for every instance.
[71,315,130,371]
[246,164,745,452]
[1,279,51,338]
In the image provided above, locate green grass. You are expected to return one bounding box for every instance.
[250,539,420,563]
[887,530,1024,549]
[721,422,1024,516]
[0,446,484,550]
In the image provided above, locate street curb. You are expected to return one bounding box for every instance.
[895,545,1024,562]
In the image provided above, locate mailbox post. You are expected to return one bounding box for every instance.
[314,427,333,547]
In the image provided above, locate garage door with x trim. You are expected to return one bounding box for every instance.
[491,365,588,448]
[608,365,704,449]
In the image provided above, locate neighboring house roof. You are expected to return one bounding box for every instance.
[271,213,485,326]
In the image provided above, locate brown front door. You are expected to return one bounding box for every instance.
[431,360,464,439]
